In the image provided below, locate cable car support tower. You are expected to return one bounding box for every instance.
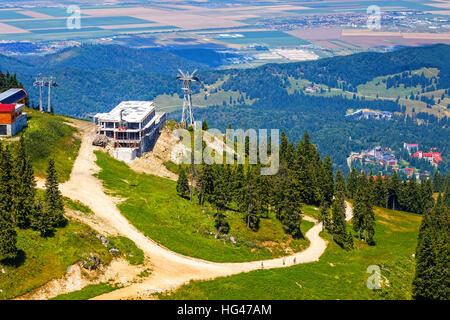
[176,69,199,128]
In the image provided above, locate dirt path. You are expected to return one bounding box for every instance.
[56,120,353,300]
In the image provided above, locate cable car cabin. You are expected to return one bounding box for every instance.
[0,88,28,136]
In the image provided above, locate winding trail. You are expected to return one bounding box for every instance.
[59,121,353,300]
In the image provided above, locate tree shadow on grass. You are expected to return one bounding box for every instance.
[1,249,26,268]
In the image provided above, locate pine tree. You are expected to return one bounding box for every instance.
[331,198,346,246]
[39,159,65,236]
[335,170,346,201]
[352,183,365,239]
[412,196,449,300]
[373,173,386,207]
[0,215,17,261]
[12,137,36,228]
[280,131,288,165]
[321,156,334,205]
[419,178,434,215]
[346,167,359,199]
[331,170,351,248]
[0,143,18,260]
[363,200,376,245]
[176,166,190,199]
[30,195,54,237]
[210,164,231,210]
[232,164,245,207]
[0,144,14,222]
[202,119,209,131]
[214,210,230,235]
[318,199,331,231]
[387,171,401,210]
[243,166,261,231]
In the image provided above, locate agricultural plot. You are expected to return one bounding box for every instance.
[0,10,32,20]
[210,31,311,47]
[6,16,153,30]
[26,7,88,18]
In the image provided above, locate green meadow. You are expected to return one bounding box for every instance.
[159,206,422,300]
[0,220,112,300]
[1,108,81,182]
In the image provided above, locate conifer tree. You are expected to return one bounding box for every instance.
[202,119,209,131]
[419,178,434,215]
[373,173,386,207]
[413,196,449,300]
[280,131,288,165]
[387,171,401,210]
[0,215,17,261]
[0,144,14,222]
[30,195,54,237]
[177,166,190,199]
[0,143,17,260]
[214,210,230,235]
[346,167,359,199]
[36,159,65,236]
[243,166,261,231]
[321,156,334,205]
[334,170,346,201]
[331,170,351,248]
[352,183,365,239]
[232,164,245,206]
[318,199,330,232]
[12,137,36,228]
[363,199,375,245]
[210,164,231,210]
[331,198,346,245]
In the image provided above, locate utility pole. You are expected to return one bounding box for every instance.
[176,69,199,128]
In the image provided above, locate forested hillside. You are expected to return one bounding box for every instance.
[17,45,207,75]
[0,45,207,117]
[1,44,449,173]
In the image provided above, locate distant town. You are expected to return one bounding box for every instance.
[349,142,443,180]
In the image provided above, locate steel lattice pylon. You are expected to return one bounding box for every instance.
[176,69,199,128]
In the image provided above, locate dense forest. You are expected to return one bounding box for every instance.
[177,130,356,250]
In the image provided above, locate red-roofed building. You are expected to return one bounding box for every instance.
[412,151,443,165]
[0,101,27,136]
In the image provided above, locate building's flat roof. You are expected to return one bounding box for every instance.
[94,101,156,123]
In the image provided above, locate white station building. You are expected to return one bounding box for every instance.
[94,101,166,162]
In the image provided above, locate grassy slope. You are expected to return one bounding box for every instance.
[0,220,112,300]
[159,206,421,300]
[1,108,81,182]
[50,283,118,300]
[94,151,314,262]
